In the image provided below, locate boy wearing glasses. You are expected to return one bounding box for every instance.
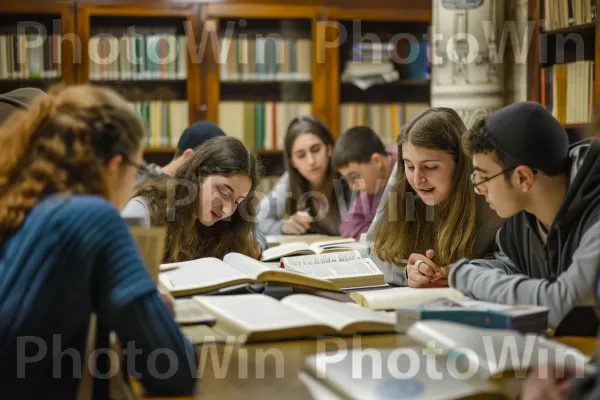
[452,101,600,332]
[332,126,398,241]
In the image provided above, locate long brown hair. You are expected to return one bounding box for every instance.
[283,115,349,218]
[0,84,145,245]
[134,136,261,262]
[372,107,477,266]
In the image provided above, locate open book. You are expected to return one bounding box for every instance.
[260,238,366,262]
[302,321,595,400]
[407,320,595,379]
[279,250,386,289]
[192,293,396,343]
[159,253,345,296]
[303,347,512,400]
[349,287,468,311]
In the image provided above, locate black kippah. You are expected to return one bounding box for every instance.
[484,101,569,175]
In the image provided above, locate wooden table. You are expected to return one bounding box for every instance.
[136,334,598,399]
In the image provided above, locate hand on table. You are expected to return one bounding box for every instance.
[282,211,313,235]
[520,364,579,400]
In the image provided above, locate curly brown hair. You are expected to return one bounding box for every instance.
[134,136,261,262]
[0,84,145,245]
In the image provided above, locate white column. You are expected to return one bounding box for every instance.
[430,0,506,127]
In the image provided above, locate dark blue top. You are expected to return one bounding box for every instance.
[0,194,197,397]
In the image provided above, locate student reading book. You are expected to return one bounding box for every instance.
[451,102,600,330]
[256,115,352,237]
[367,107,504,287]
[260,237,365,261]
[122,136,264,262]
[191,293,396,343]
[159,252,385,296]
[0,85,196,397]
[332,126,398,241]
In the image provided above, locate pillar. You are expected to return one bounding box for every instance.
[430,0,506,127]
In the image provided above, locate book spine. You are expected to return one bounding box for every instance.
[395,309,512,333]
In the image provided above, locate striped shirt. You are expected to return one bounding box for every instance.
[0,194,197,397]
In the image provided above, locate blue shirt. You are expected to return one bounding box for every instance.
[0,194,197,397]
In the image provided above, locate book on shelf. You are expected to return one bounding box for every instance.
[0,34,61,80]
[218,101,311,150]
[340,102,429,146]
[88,28,187,81]
[349,286,468,311]
[158,252,383,297]
[220,36,311,82]
[133,100,188,148]
[540,61,594,126]
[192,293,396,343]
[302,320,594,400]
[544,0,596,31]
[395,298,549,334]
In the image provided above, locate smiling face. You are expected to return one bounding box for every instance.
[195,174,252,226]
[289,133,332,187]
[402,142,456,206]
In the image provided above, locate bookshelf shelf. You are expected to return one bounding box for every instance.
[220,81,312,102]
[144,147,176,153]
[527,0,597,142]
[542,22,596,36]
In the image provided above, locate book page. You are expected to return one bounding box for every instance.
[223,252,280,279]
[174,298,217,326]
[130,226,167,282]
[193,294,328,334]
[304,347,508,400]
[407,320,594,378]
[282,250,363,268]
[158,257,251,295]
[260,242,313,261]
[350,287,468,310]
[281,294,394,332]
[283,257,381,280]
[309,238,356,249]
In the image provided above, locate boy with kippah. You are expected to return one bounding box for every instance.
[452,101,600,332]
[332,126,398,241]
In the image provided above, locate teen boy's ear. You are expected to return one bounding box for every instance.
[514,166,537,193]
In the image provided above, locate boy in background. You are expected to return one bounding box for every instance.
[332,126,398,241]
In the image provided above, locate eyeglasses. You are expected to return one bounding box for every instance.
[470,166,517,194]
[123,156,152,174]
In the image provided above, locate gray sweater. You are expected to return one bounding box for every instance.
[121,196,268,252]
[449,139,600,328]
[365,162,504,286]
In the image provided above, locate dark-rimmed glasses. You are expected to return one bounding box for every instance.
[470,166,517,194]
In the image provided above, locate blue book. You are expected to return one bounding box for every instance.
[395,298,549,334]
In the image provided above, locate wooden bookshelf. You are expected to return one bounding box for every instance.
[0,0,433,176]
[0,2,76,92]
[75,2,201,162]
[527,0,598,140]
